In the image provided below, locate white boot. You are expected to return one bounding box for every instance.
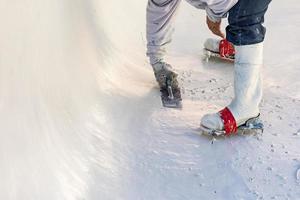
[152,61,178,89]
[200,42,264,135]
[204,38,221,52]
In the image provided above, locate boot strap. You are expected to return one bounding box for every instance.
[219,107,237,135]
[219,39,235,58]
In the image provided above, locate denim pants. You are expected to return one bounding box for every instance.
[226,0,272,46]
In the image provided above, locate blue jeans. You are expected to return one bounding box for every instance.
[226,0,272,46]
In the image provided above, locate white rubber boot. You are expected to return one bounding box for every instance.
[152,61,178,89]
[204,38,221,52]
[200,42,264,134]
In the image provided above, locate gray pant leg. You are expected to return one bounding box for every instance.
[146,0,182,65]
